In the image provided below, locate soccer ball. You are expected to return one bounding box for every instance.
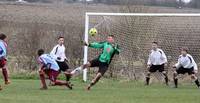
[89,28,97,36]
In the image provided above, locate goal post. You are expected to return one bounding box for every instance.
[83,12,200,82]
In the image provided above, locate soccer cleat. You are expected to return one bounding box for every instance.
[66,83,73,90]
[40,86,48,90]
[86,85,91,91]
[5,80,11,85]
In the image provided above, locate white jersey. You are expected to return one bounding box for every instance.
[147,48,167,65]
[38,54,60,71]
[175,54,198,70]
[50,44,67,62]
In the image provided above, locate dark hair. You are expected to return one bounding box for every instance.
[58,36,64,40]
[0,33,7,40]
[152,41,158,45]
[181,47,189,53]
[108,35,114,38]
[37,49,44,56]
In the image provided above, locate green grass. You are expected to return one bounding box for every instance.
[0,79,200,103]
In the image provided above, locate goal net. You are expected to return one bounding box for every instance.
[83,13,200,82]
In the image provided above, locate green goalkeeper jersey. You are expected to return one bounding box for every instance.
[89,42,120,64]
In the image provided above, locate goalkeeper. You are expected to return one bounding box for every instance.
[71,35,120,90]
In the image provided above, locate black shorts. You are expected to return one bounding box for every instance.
[176,66,194,75]
[56,61,69,72]
[90,58,109,75]
[149,64,165,73]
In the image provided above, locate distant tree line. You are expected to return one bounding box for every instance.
[2,0,200,9]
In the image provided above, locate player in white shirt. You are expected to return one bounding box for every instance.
[37,49,72,90]
[50,36,71,83]
[173,47,200,88]
[146,42,168,85]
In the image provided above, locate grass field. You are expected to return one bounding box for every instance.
[0,79,200,103]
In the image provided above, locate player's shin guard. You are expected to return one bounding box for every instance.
[2,68,9,84]
[194,79,200,88]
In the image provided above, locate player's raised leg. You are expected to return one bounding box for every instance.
[87,73,102,90]
[87,61,108,90]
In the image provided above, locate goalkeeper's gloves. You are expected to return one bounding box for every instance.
[81,40,89,46]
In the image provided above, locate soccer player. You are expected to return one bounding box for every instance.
[50,36,71,83]
[37,49,72,90]
[71,35,120,90]
[0,33,10,90]
[173,47,200,88]
[145,42,168,86]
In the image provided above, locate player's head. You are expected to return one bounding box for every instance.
[180,47,188,56]
[37,49,44,56]
[0,33,7,41]
[152,41,158,50]
[58,36,64,45]
[107,35,114,43]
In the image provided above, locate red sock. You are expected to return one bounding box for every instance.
[39,72,47,88]
[2,68,8,82]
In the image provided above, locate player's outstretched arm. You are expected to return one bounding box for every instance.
[88,42,104,49]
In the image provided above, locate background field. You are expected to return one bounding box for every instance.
[0,1,200,103]
[0,79,200,103]
[1,2,200,81]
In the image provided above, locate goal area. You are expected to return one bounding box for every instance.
[83,13,200,82]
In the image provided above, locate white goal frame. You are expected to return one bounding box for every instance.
[83,12,200,82]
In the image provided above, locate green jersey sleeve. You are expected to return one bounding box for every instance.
[89,42,104,49]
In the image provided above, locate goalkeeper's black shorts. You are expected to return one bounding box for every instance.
[90,58,109,75]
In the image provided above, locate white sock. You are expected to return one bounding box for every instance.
[71,66,82,76]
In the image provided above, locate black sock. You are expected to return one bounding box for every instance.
[174,78,178,88]
[146,77,150,85]
[165,76,169,85]
[66,76,71,82]
[195,79,200,87]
